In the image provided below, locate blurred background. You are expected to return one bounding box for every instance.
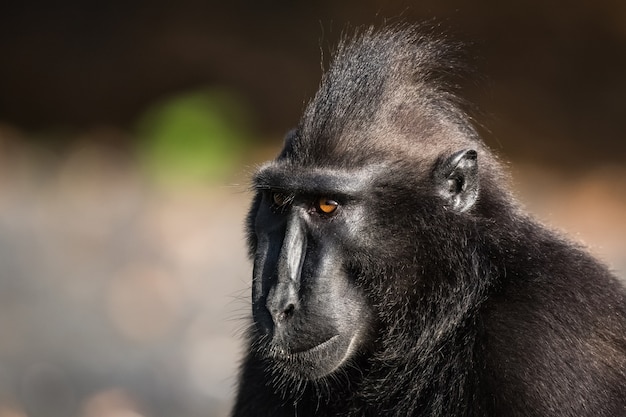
[0,1,624,416]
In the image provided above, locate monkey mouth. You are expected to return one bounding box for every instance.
[267,333,355,380]
[269,334,340,358]
[291,334,340,355]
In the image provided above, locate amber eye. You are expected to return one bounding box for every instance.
[272,192,288,207]
[316,197,339,214]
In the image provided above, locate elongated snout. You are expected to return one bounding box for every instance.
[265,212,307,325]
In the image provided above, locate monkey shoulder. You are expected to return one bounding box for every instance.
[478,234,626,416]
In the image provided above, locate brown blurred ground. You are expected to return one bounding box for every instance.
[0,134,253,417]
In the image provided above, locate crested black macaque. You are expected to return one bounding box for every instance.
[232,26,626,417]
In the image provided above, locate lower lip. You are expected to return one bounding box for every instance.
[293,334,340,356]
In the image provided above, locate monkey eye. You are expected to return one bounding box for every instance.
[316,197,339,215]
[272,192,289,207]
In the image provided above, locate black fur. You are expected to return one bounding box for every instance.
[232,25,626,417]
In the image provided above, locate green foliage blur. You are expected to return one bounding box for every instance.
[135,88,254,185]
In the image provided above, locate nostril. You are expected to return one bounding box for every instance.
[284,303,295,316]
[274,303,296,323]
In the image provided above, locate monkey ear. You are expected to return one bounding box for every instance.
[435,149,479,212]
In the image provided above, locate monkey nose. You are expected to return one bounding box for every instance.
[266,283,299,324]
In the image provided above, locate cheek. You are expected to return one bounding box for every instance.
[332,277,373,335]
[309,251,374,338]
[337,205,378,252]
